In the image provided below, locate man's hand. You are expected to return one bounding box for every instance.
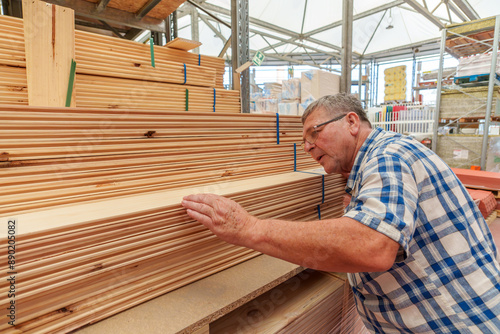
[181,194,400,273]
[181,194,258,247]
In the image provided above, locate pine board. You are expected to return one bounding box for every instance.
[22,0,75,107]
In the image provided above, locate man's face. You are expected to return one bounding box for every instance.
[302,108,351,175]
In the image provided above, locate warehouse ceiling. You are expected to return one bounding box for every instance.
[25,0,500,67]
[174,0,500,67]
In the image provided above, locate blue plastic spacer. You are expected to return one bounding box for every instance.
[213,88,216,112]
[182,64,187,84]
[150,37,155,68]
[322,175,325,204]
[293,143,297,171]
[276,113,280,145]
[198,54,201,66]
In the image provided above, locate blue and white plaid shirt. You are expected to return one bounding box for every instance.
[344,127,500,333]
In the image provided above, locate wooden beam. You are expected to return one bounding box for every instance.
[235,61,252,74]
[98,20,126,39]
[95,0,111,13]
[124,27,144,40]
[136,0,163,19]
[22,0,76,107]
[42,0,167,32]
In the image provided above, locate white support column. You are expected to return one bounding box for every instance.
[432,28,447,153]
[341,0,353,93]
[191,5,200,54]
[480,15,500,169]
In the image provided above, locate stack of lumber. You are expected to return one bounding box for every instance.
[440,86,500,119]
[0,65,26,105]
[467,188,497,219]
[0,105,319,217]
[0,171,346,333]
[0,15,24,68]
[75,74,239,112]
[333,274,371,334]
[0,14,232,111]
[452,168,500,224]
[445,17,497,59]
[0,104,347,333]
[0,15,26,105]
[210,270,369,333]
[74,30,222,88]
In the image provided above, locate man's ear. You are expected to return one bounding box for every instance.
[346,112,361,135]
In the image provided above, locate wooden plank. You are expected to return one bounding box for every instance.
[82,0,187,20]
[210,270,346,333]
[71,255,302,334]
[0,104,320,217]
[22,0,75,107]
[447,16,497,36]
[0,15,226,89]
[166,37,203,51]
[2,170,329,238]
[0,171,344,332]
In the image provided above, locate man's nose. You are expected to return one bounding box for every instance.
[303,141,315,152]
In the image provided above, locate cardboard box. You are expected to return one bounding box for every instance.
[255,98,278,114]
[300,70,340,109]
[278,101,299,115]
[281,78,301,100]
[457,52,500,77]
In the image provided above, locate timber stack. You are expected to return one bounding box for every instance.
[0,2,349,333]
[0,14,237,112]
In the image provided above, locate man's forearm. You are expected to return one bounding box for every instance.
[248,216,400,273]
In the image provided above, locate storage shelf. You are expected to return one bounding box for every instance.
[433,15,500,170]
[446,17,498,58]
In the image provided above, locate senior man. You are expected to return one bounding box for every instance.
[182,93,500,333]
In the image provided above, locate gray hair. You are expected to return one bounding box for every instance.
[301,93,371,126]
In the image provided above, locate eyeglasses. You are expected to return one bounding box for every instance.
[301,114,346,150]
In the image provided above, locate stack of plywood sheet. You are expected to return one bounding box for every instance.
[1,169,346,333]
[440,86,500,119]
[210,270,369,334]
[300,70,340,114]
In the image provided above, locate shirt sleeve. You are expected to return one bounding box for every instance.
[343,153,419,261]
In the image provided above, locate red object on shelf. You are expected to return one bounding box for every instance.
[467,188,497,218]
[451,168,500,190]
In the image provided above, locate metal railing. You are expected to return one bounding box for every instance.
[369,104,435,135]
